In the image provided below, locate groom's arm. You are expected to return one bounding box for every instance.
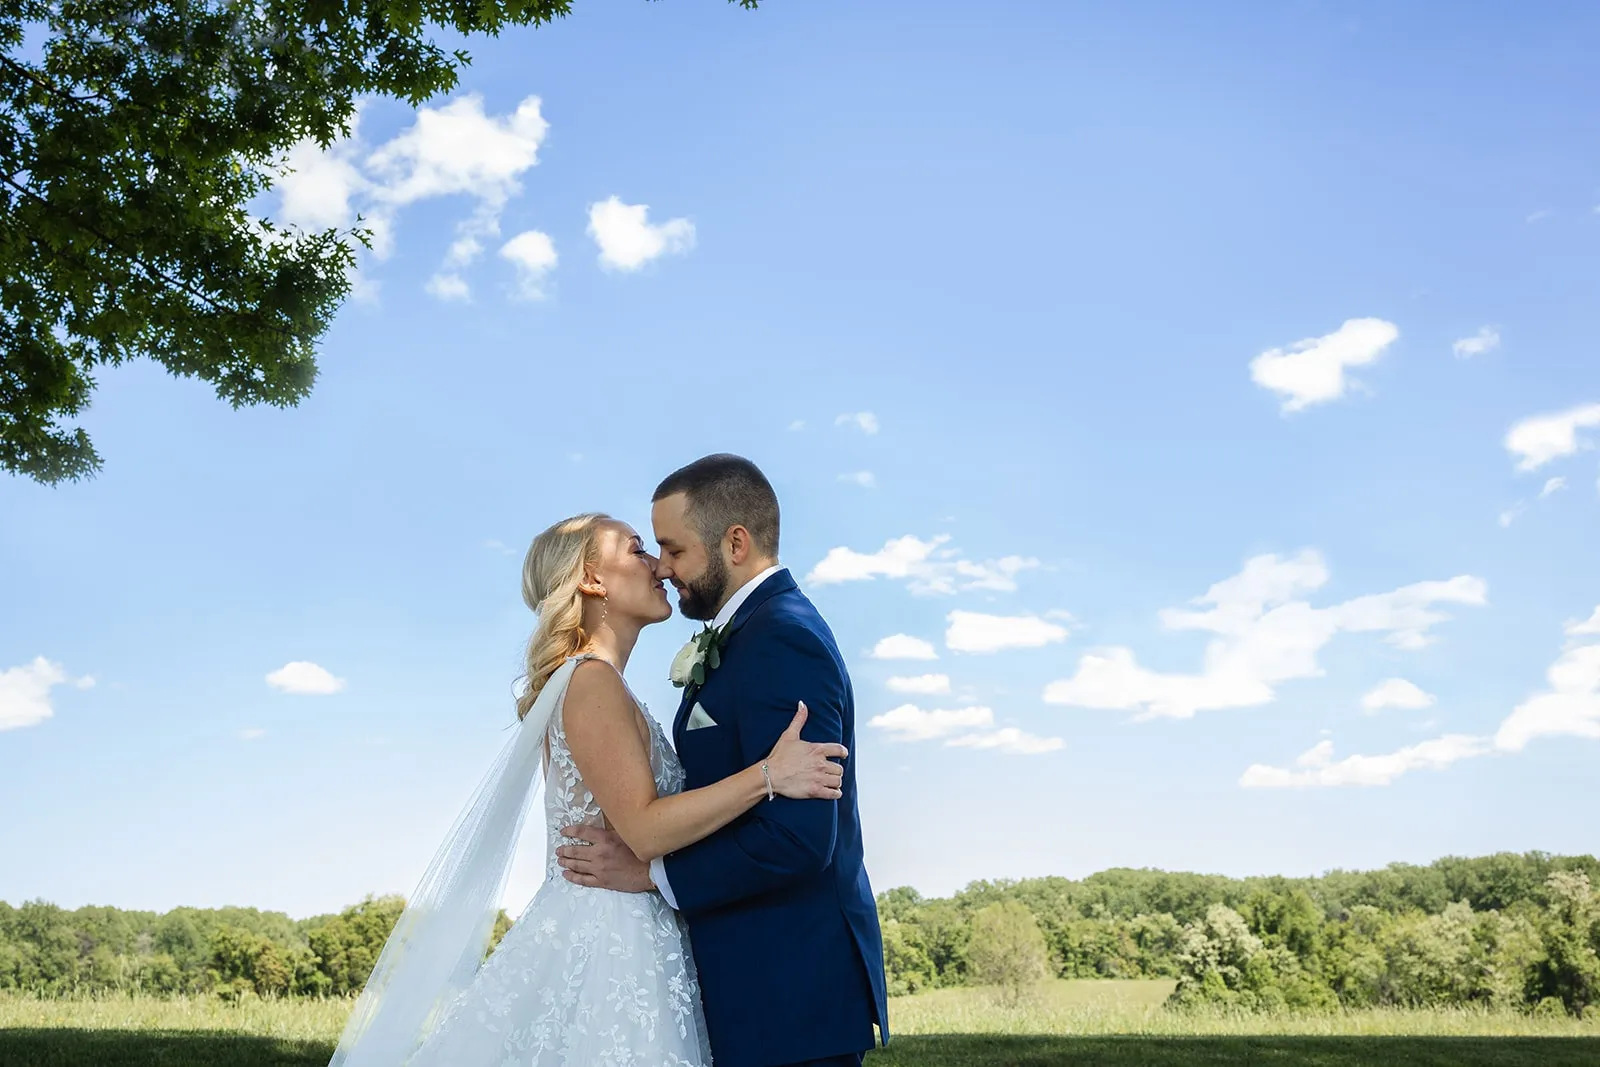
[659,625,845,917]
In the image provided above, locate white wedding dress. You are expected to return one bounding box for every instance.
[384,655,713,1066]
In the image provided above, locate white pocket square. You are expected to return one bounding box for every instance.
[685,702,718,731]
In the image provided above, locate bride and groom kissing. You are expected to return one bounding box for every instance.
[329,454,889,1067]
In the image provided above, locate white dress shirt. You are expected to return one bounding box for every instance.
[650,565,782,908]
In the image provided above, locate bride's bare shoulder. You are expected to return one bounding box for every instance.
[565,657,630,711]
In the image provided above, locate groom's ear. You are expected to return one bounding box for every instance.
[725,524,752,566]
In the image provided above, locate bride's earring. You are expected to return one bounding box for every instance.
[600,594,609,629]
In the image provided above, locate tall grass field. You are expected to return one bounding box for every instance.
[3,980,1598,1066]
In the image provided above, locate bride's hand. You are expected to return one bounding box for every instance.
[763,703,848,800]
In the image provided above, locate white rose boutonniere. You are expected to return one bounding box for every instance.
[669,622,731,696]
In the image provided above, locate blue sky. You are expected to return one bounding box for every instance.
[3,0,1599,919]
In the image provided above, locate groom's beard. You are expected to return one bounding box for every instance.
[675,555,730,621]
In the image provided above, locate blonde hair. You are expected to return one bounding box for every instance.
[515,513,612,720]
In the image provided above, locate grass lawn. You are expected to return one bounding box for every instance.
[2,981,1597,1066]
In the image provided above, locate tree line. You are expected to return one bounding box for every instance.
[2,852,1596,1017]
[881,851,1600,1017]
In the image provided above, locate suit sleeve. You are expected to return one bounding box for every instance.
[661,624,844,916]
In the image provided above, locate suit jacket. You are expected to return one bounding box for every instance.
[664,569,889,1067]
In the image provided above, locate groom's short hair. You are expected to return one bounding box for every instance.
[654,454,780,557]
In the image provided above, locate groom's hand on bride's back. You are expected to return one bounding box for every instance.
[556,825,655,892]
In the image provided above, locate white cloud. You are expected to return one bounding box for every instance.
[1494,643,1600,751]
[1452,326,1501,359]
[275,95,548,294]
[1527,209,1554,224]
[1504,403,1600,471]
[266,661,346,696]
[836,412,880,435]
[587,196,694,271]
[426,272,472,302]
[1250,318,1400,413]
[1,657,88,731]
[870,635,939,661]
[946,610,1069,654]
[945,727,1064,755]
[368,95,548,209]
[887,674,952,695]
[1568,607,1600,639]
[500,230,559,300]
[1540,477,1568,499]
[1240,733,1489,788]
[839,471,877,489]
[807,534,1039,595]
[1362,678,1436,713]
[242,728,267,741]
[277,128,370,232]
[788,420,807,432]
[1044,550,1485,720]
[869,703,993,741]
[1498,504,1524,529]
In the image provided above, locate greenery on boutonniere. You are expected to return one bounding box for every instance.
[669,621,732,698]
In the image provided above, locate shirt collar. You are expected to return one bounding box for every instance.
[712,565,782,630]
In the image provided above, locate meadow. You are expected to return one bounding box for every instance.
[4,980,1598,1067]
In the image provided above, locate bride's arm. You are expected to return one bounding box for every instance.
[561,660,845,864]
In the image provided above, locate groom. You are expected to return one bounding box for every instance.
[556,454,888,1067]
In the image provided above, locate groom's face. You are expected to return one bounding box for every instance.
[652,493,730,622]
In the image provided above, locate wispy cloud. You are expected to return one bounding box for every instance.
[1361,678,1436,713]
[839,471,877,489]
[1452,326,1500,359]
[1494,610,1600,751]
[887,674,952,695]
[869,703,1063,754]
[1045,551,1485,720]
[266,661,346,696]
[808,535,1039,595]
[945,728,1064,755]
[870,703,993,741]
[1504,403,1600,471]
[1250,318,1400,413]
[587,196,694,271]
[275,94,552,300]
[835,412,880,435]
[1,657,90,732]
[870,635,939,661]
[500,230,559,299]
[946,610,1069,654]
[1240,734,1488,788]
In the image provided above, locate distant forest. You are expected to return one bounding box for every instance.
[3,851,1597,1016]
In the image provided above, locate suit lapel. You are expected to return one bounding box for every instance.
[671,570,796,749]
[672,683,695,750]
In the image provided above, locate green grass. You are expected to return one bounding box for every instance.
[2,983,1598,1066]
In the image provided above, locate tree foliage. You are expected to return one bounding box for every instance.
[4,852,1599,1016]
[966,901,1048,1006]
[872,852,1600,1018]
[0,0,756,484]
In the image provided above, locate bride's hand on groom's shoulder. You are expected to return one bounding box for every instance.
[556,825,654,893]
[765,702,848,801]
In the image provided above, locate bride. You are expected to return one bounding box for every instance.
[329,513,847,1066]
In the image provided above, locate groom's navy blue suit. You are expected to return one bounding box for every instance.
[663,569,888,1067]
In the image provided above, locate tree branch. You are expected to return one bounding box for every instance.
[0,170,300,339]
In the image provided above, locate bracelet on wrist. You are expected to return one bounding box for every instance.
[759,761,774,801]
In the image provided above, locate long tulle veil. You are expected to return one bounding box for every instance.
[327,656,583,1067]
